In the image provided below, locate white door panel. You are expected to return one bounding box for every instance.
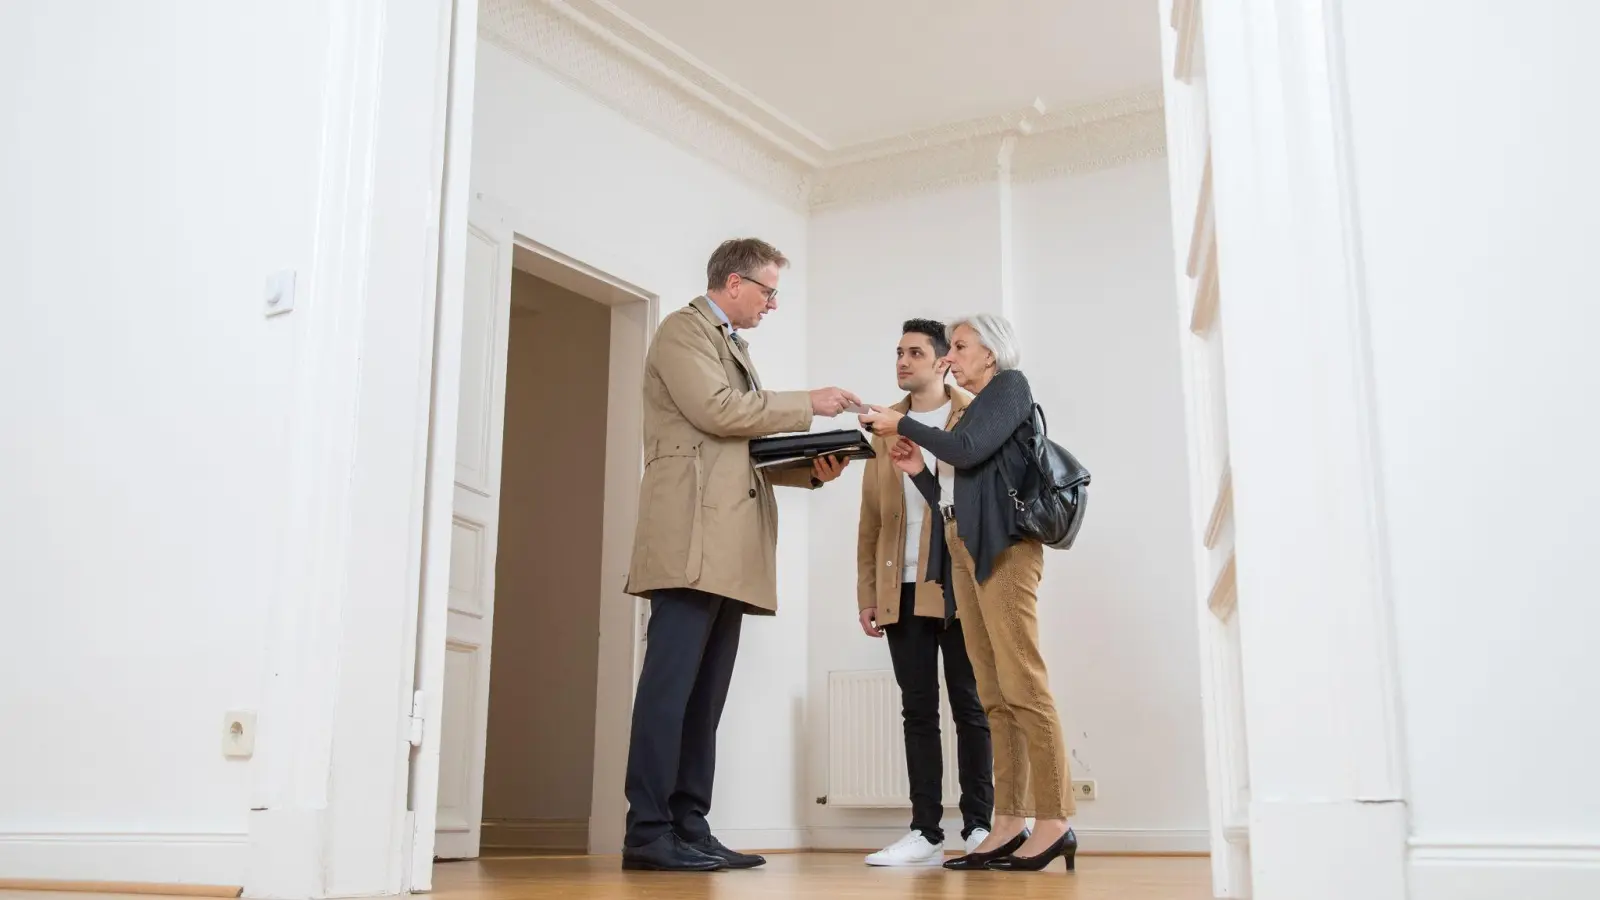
[432,203,513,861]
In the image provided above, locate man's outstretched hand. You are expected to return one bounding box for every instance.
[810,386,863,417]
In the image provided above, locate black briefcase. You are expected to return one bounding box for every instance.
[748,429,876,471]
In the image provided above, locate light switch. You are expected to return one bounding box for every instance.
[264,270,296,317]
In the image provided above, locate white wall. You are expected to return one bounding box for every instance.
[1337,2,1600,896]
[473,40,817,849]
[1013,162,1210,843]
[481,276,610,838]
[0,1,331,885]
[804,164,1208,849]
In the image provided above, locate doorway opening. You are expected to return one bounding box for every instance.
[473,268,611,856]
[417,201,658,873]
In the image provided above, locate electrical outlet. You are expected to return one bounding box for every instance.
[222,710,257,759]
[1072,779,1097,801]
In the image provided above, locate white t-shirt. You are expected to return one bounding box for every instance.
[901,402,951,582]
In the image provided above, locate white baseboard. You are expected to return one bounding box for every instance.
[710,829,808,851]
[480,818,588,853]
[804,826,910,853]
[1249,799,1408,900]
[245,807,323,900]
[0,831,246,886]
[1074,829,1211,854]
[805,824,1208,854]
[1410,840,1600,900]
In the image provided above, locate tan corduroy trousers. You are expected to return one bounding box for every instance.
[946,520,1075,819]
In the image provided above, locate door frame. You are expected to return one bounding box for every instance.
[504,224,660,861]
[408,190,658,888]
[1158,3,1252,895]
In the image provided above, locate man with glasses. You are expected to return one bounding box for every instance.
[621,238,861,871]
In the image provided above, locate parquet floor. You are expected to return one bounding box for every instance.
[0,852,1213,900]
[431,851,1215,899]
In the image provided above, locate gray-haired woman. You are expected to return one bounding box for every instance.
[860,313,1076,873]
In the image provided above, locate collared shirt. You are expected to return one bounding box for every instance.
[706,295,733,331]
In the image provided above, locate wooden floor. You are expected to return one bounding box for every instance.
[431,852,1215,899]
[0,853,1213,900]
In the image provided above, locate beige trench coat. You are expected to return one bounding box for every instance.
[624,297,817,614]
[856,386,971,626]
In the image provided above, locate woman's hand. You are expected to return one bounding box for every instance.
[889,438,925,476]
[858,405,904,437]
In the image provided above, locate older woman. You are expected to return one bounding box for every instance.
[860,313,1076,873]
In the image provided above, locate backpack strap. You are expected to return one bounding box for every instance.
[998,404,1046,512]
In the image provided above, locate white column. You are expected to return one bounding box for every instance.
[1199,0,1409,897]
[996,134,1020,330]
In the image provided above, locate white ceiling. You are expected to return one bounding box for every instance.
[605,0,1163,148]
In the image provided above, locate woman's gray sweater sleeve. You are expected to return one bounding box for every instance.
[895,371,1032,468]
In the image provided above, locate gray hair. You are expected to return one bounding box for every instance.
[706,238,788,291]
[946,313,1022,372]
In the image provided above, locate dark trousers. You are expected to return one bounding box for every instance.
[623,588,744,847]
[883,583,994,843]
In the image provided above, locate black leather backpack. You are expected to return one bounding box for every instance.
[1000,404,1091,550]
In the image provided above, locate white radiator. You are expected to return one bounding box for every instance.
[826,669,963,807]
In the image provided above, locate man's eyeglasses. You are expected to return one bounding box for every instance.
[738,273,778,303]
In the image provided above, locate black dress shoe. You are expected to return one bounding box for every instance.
[621,833,726,871]
[683,834,767,869]
[986,828,1077,872]
[943,829,1030,870]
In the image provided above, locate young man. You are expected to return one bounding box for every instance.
[855,318,993,866]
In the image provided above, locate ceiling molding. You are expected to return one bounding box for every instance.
[1011,98,1168,183]
[482,0,1167,212]
[482,0,815,209]
[812,135,1013,210]
[814,90,1168,210]
[549,0,832,163]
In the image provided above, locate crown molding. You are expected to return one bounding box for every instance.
[813,90,1167,209]
[546,0,832,163]
[482,0,1167,212]
[481,0,816,208]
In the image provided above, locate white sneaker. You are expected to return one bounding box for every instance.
[865,831,945,867]
[963,828,991,855]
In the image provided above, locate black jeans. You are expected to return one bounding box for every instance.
[623,588,744,847]
[883,583,993,844]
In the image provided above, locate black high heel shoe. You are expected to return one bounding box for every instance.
[985,827,1077,872]
[942,829,1030,870]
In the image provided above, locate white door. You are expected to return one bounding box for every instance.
[1160,2,1252,897]
[431,201,514,861]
